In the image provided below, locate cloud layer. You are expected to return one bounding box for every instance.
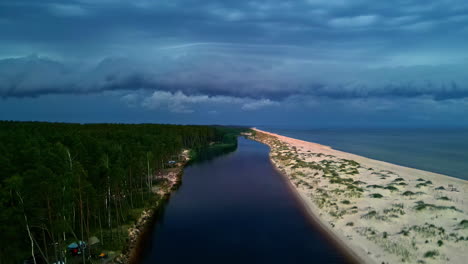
[0,0,467,124]
[1,54,467,102]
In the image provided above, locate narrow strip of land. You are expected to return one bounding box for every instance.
[250,128,468,264]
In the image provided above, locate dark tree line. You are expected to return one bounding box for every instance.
[0,121,233,263]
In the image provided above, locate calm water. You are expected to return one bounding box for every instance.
[260,127,468,180]
[141,137,349,264]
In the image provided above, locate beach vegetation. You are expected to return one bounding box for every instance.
[341,200,351,204]
[423,250,439,258]
[435,186,445,190]
[402,191,415,196]
[436,196,451,201]
[353,180,366,185]
[370,193,384,198]
[383,207,405,216]
[413,201,461,212]
[458,219,468,229]
[416,182,428,188]
[384,185,399,192]
[367,184,384,189]
[437,240,443,247]
[416,178,426,181]
[361,210,378,219]
[346,222,354,226]
[393,177,405,182]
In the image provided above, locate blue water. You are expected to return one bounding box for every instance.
[260,127,468,180]
[141,137,349,263]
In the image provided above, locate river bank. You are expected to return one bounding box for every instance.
[250,128,468,264]
[113,150,190,264]
[116,137,241,264]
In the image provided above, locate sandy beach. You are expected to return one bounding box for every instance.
[250,128,468,264]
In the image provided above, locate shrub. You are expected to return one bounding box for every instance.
[367,184,384,189]
[362,210,378,219]
[423,250,439,258]
[402,191,415,196]
[341,200,351,205]
[346,222,354,226]
[437,240,443,247]
[385,185,399,192]
[459,219,468,229]
[370,193,383,198]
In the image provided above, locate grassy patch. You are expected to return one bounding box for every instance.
[384,185,399,192]
[414,201,461,212]
[423,250,439,258]
[436,196,451,201]
[458,219,468,229]
[370,193,384,198]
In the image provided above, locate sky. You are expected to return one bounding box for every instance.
[0,0,467,127]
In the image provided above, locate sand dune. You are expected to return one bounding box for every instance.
[251,128,468,264]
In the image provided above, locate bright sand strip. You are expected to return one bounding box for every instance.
[250,128,468,264]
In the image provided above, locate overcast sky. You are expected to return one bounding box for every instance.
[1,0,467,127]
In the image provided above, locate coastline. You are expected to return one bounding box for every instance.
[250,128,468,264]
[270,155,365,264]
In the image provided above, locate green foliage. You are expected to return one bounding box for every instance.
[437,196,451,201]
[423,250,439,258]
[384,185,398,192]
[458,220,468,229]
[413,201,461,212]
[0,121,240,263]
[370,193,384,198]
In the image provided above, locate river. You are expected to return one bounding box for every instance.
[141,137,350,263]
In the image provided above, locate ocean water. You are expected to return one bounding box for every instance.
[260,127,468,181]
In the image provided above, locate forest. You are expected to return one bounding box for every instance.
[0,121,243,263]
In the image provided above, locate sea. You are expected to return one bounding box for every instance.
[259,127,468,181]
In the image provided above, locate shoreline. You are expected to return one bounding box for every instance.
[115,151,189,264]
[250,128,468,264]
[270,155,364,264]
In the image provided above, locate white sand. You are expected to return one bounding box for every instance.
[251,128,468,264]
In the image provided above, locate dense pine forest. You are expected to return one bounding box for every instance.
[0,121,242,263]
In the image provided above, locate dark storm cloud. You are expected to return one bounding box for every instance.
[1,0,468,109]
[1,54,467,101]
